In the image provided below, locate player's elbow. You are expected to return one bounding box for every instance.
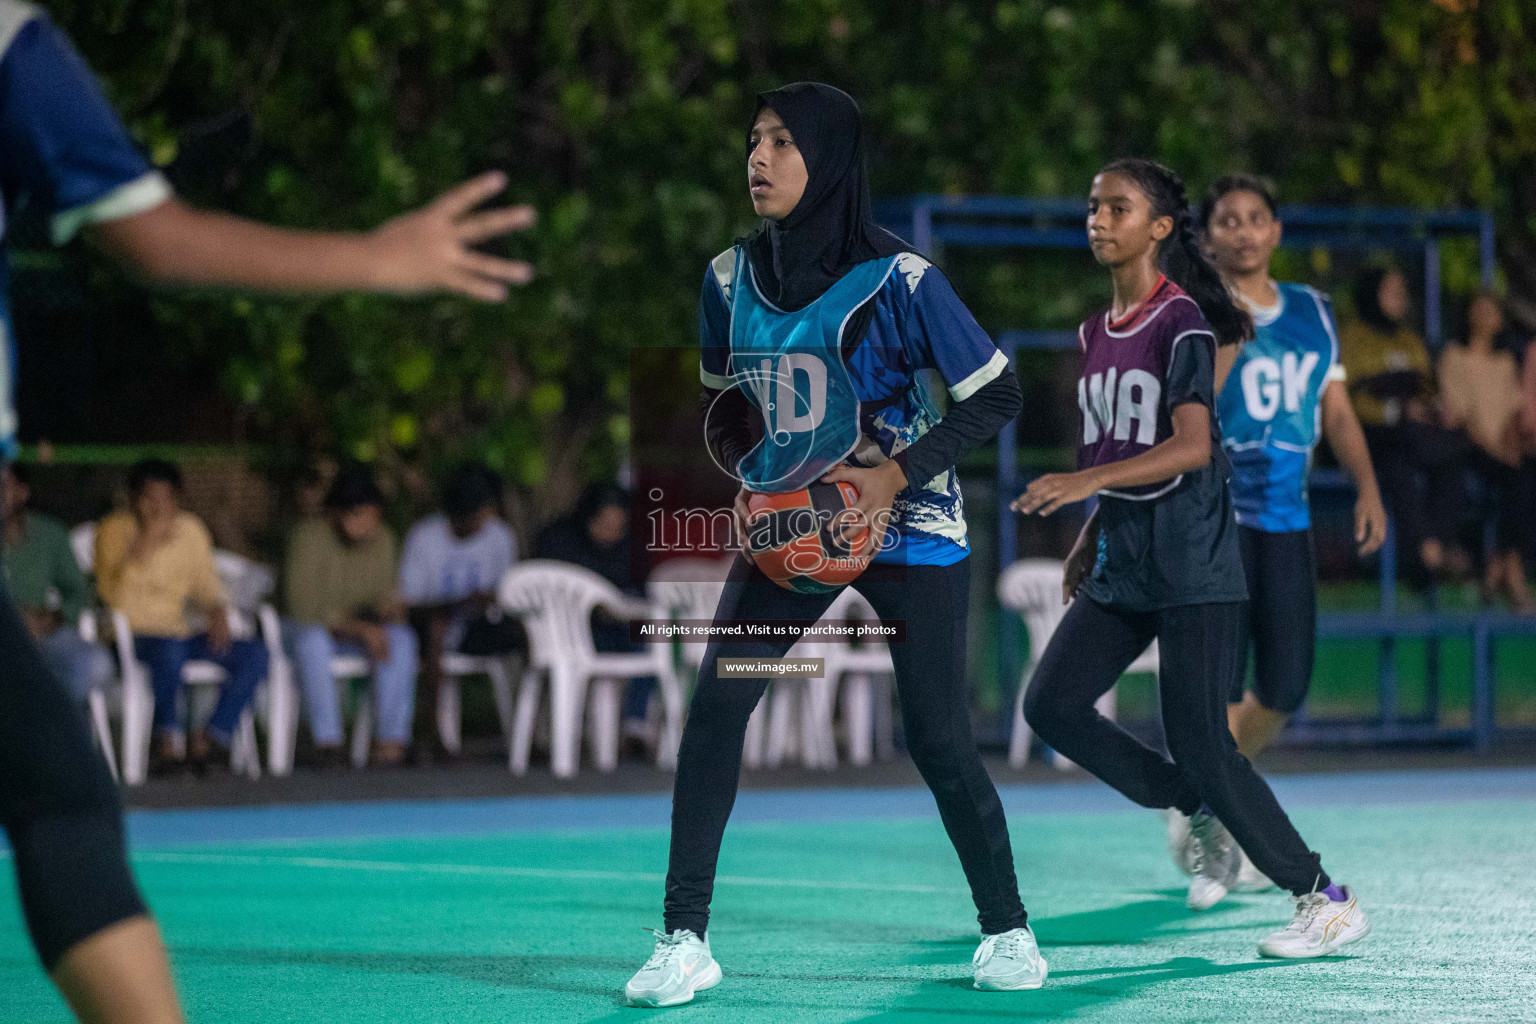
[1179,437,1211,473]
[1322,404,1352,440]
[88,199,201,285]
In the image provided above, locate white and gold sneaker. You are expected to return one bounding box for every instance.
[1257,888,1371,958]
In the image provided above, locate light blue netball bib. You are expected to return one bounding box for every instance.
[725,247,897,493]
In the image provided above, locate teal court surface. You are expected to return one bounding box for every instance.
[4,768,1534,1023]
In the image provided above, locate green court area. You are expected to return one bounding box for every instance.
[3,786,1532,1023]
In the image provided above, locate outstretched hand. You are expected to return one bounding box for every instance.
[368,171,537,301]
[1011,470,1100,517]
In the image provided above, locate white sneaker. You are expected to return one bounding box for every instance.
[1185,813,1240,911]
[1258,888,1372,958]
[623,929,722,1007]
[1162,808,1197,877]
[973,926,1049,991]
[1232,848,1277,892]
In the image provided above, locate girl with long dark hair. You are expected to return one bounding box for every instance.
[1014,159,1371,958]
[623,83,1042,1006]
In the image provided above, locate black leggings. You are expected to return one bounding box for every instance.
[0,582,147,970]
[1230,527,1316,715]
[1024,598,1329,896]
[664,554,1026,936]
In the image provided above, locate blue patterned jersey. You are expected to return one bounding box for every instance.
[700,249,1009,566]
[1217,281,1345,532]
[0,2,172,455]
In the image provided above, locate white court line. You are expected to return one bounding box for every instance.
[134,851,974,896]
[39,849,1462,914]
[40,849,1468,913]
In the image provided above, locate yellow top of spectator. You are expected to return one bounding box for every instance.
[94,510,225,638]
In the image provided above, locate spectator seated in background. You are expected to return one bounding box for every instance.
[1,464,113,705]
[94,459,269,776]
[1341,266,1471,583]
[401,462,523,758]
[533,482,657,758]
[284,464,418,768]
[1439,292,1535,612]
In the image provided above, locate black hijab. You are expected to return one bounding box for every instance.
[745,82,913,312]
[1353,267,1403,336]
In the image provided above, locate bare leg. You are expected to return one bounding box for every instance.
[51,916,185,1024]
[1227,693,1287,759]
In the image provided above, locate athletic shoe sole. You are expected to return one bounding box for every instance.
[974,961,1049,991]
[1257,916,1373,959]
[625,960,723,1007]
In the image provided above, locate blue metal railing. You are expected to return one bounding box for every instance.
[879,195,1497,350]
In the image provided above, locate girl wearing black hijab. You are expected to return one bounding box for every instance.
[1339,266,1470,580]
[624,83,1041,1007]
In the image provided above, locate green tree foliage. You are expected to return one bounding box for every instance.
[40,0,1536,503]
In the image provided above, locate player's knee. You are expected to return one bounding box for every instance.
[1253,680,1306,716]
[9,805,146,971]
[1022,681,1072,741]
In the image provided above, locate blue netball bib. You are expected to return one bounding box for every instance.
[725,248,896,493]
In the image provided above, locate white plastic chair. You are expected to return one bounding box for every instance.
[65,525,119,779]
[998,558,1158,769]
[813,588,895,767]
[69,522,96,578]
[74,610,119,781]
[647,556,734,766]
[436,650,519,758]
[210,552,300,777]
[111,549,287,784]
[644,557,826,770]
[319,653,377,769]
[755,587,897,770]
[499,560,683,778]
[114,605,265,784]
[249,631,372,773]
[68,524,263,784]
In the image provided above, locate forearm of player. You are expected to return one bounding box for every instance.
[1322,380,1388,554]
[90,200,385,293]
[893,369,1023,488]
[86,172,535,300]
[1012,404,1209,517]
[1321,382,1381,500]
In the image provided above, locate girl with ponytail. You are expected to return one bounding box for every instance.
[1009,159,1372,959]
